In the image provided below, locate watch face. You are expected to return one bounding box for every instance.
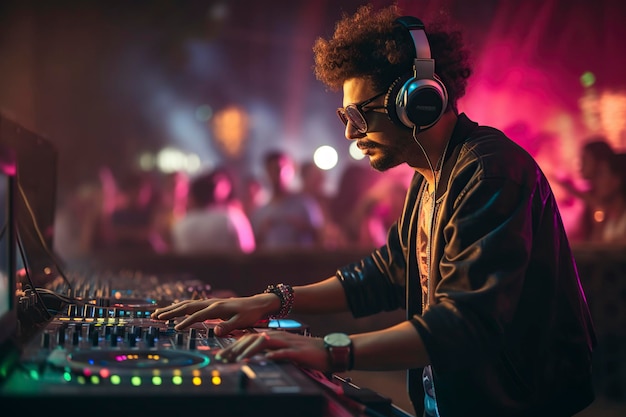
[324,332,351,347]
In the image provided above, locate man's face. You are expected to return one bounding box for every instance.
[341,78,412,172]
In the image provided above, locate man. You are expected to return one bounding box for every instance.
[250,149,325,249]
[153,5,596,416]
[170,167,255,254]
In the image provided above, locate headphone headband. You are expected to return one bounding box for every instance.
[394,16,431,60]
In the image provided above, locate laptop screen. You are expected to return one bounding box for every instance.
[0,114,58,288]
[0,141,17,380]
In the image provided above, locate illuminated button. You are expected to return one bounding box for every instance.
[67,304,78,317]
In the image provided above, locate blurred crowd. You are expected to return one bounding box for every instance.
[53,133,626,261]
[53,149,411,260]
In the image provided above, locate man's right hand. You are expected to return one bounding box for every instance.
[150,293,280,336]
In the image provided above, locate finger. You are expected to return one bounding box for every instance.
[152,300,197,319]
[173,303,227,330]
[154,305,193,321]
[174,310,210,330]
[151,302,182,319]
[235,334,270,361]
[215,334,259,362]
[219,332,274,362]
[235,332,292,361]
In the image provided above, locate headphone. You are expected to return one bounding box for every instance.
[384,16,448,131]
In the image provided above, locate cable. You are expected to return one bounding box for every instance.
[412,125,450,314]
[16,230,52,322]
[16,229,43,295]
[17,183,73,292]
[34,288,84,305]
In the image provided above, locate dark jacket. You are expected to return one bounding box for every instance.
[336,113,596,417]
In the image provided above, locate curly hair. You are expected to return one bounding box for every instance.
[313,4,472,112]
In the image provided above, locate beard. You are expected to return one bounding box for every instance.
[370,153,398,171]
[359,140,402,172]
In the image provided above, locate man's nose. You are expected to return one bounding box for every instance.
[345,123,365,140]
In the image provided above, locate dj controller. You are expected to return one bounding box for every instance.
[0,271,333,417]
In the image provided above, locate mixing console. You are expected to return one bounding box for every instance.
[1,271,330,417]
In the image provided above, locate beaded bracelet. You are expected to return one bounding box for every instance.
[263,283,294,319]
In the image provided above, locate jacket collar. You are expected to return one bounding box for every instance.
[435,113,479,200]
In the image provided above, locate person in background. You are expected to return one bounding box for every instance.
[170,167,255,254]
[153,5,595,416]
[585,151,626,244]
[151,171,189,252]
[557,137,615,241]
[329,163,382,248]
[299,161,345,248]
[240,174,267,221]
[250,150,324,250]
[300,161,332,222]
[104,170,161,252]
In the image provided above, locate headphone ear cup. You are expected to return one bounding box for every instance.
[384,75,412,129]
[404,74,448,129]
[389,73,448,130]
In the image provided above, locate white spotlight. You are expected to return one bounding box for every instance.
[349,141,365,160]
[313,145,338,170]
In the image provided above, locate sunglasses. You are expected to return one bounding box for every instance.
[337,91,387,133]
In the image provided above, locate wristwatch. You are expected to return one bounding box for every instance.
[323,332,353,373]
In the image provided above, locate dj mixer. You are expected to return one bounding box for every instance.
[1,271,330,417]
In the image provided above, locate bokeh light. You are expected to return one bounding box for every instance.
[155,147,203,174]
[580,71,596,88]
[195,105,213,122]
[211,106,249,157]
[349,141,365,161]
[313,145,338,170]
